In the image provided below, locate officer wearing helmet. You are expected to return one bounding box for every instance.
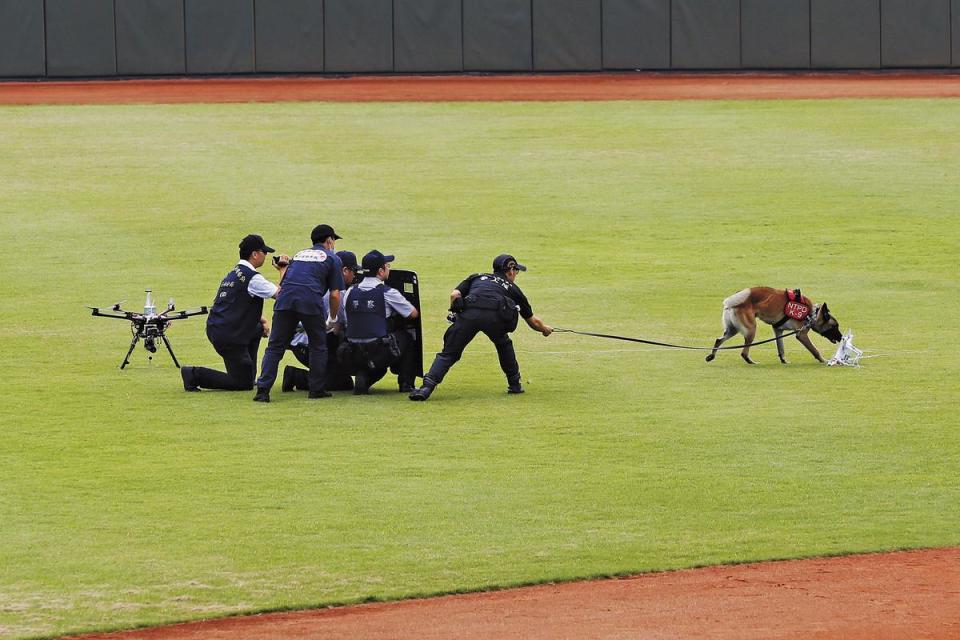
[409,254,552,401]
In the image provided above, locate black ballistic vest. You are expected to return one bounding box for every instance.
[207,263,264,343]
[346,284,388,340]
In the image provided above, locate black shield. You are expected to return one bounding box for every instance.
[386,268,423,377]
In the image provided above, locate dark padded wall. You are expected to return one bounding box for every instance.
[741,0,809,68]
[325,0,393,72]
[602,0,670,70]
[116,0,186,75]
[46,0,116,76]
[462,0,532,70]
[811,0,880,68]
[185,0,255,73]
[255,0,324,72]
[395,0,462,71]
[882,0,950,67]
[955,0,960,66]
[532,0,602,70]
[0,0,45,76]
[672,0,740,69]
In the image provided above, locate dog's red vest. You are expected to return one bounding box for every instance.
[784,289,812,321]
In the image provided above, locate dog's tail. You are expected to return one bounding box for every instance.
[723,288,751,309]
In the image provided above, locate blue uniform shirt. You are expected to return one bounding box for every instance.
[275,245,345,316]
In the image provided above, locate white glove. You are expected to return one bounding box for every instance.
[326,315,338,331]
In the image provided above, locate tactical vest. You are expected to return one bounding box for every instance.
[464,273,520,331]
[275,245,337,315]
[206,263,264,343]
[346,284,388,340]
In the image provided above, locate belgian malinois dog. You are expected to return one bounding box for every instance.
[705,287,843,364]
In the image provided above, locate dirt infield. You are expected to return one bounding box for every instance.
[2,72,960,105]
[68,548,960,640]
[18,72,960,639]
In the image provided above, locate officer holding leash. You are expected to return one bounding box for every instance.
[283,250,359,392]
[253,224,344,402]
[181,234,287,392]
[409,254,552,401]
[341,250,420,394]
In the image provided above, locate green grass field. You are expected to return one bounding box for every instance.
[1,98,958,639]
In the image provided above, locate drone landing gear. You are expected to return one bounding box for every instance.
[119,333,182,369]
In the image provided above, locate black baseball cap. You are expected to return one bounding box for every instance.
[311,224,342,244]
[336,250,359,271]
[493,254,526,273]
[239,234,275,257]
[362,250,395,273]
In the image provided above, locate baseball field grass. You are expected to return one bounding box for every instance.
[1,98,958,638]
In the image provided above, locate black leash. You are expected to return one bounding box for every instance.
[553,327,803,351]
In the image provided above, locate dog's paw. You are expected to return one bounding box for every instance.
[741,354,756,365]
[705,354,715,362]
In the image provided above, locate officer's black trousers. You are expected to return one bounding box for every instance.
[353,330,417,390]
[289,332,354,391]
[194,332,261,390]
[423,311,519,386]
[257,310,327,392]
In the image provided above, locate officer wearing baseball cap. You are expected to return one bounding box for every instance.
[340,250,420,394]
[253,224,344,401]
[181,234,288,392]
[409,254,552,401]
[282,250,359,392]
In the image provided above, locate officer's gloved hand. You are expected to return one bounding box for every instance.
[450,297,465,313]
[326,315,338,332]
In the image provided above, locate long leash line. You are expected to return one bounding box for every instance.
[552,327,803,351]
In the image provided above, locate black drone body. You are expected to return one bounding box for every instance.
[88,292,208,369]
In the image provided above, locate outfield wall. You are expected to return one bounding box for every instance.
[1,0,958,78]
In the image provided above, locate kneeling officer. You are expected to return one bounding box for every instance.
[341,250,419,394]
[409,254,552,401]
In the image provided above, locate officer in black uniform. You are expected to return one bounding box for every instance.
[253,224,345,402]
[282,250,359,392]
[409,254,553,401]
[341,250,420,394]
[181,234,287,392]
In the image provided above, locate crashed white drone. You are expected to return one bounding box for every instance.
[827,330,863,367]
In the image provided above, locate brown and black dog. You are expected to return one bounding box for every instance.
[705,287,843,365]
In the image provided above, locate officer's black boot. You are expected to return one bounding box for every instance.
[409,379,435,401]
[507,376,524,394]
[353,371,370,395]
[181,366,200,392]
[253,387,270,402]
[281,366,295,392]
[308,389,332,399]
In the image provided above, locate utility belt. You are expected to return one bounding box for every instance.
[338,334,401,372]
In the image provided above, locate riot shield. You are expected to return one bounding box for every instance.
[386,269,423,378]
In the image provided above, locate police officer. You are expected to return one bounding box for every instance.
[181,234,287,392]
[253,224,345,402]
[282,250,359,392]
[409,254,552,401]
[342,250,419,394]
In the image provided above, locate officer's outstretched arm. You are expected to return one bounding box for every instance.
[525,315,553,337]
[328,289,341,321]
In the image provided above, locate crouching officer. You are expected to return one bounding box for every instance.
[409,254,552,401]
[181,234,287,391]
[253,224,344,402]
[283,250,359,392]
[341,250,419,394]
